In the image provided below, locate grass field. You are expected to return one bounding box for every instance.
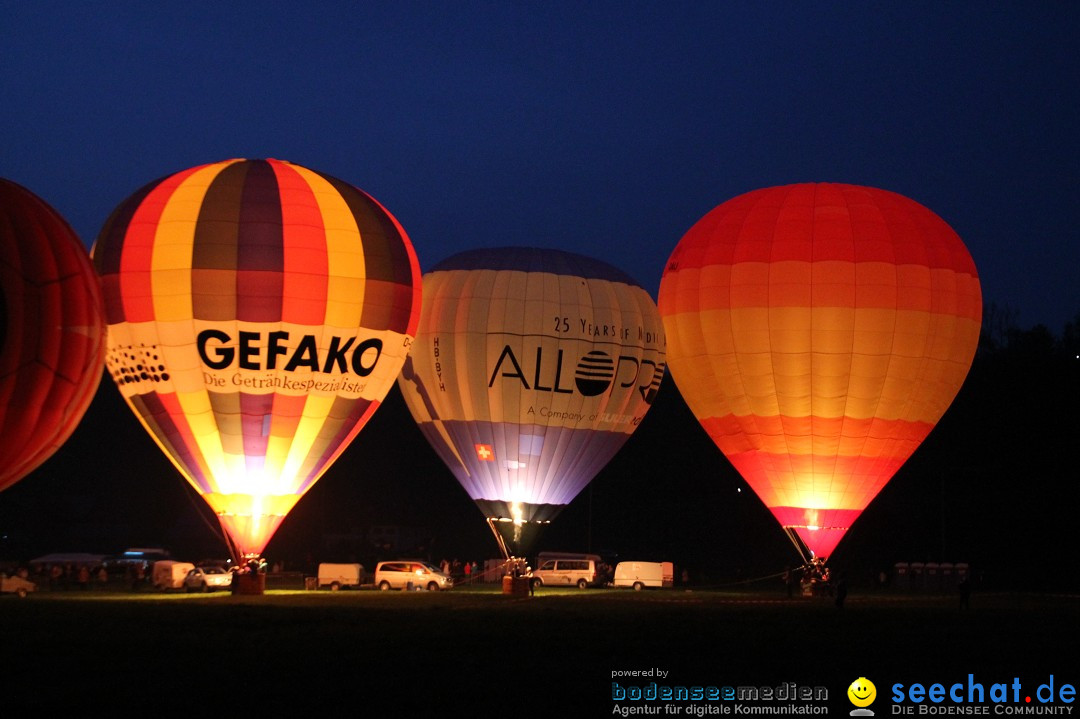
[2,586,1076,715]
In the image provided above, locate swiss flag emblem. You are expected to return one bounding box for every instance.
[475,444,495,461]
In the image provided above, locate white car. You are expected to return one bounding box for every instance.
[529,554,600,589]
[374,561,453,591]
[183,566,234,592]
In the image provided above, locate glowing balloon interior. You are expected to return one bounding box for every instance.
[398,248,665,557]
[92,159,420,559]
[659,184,981,561]
[0,178,106,491]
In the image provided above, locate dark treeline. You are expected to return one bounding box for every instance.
[979,302,1080,360]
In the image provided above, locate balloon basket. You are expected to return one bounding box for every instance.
[232,572,265,595]
[502,575,530,597]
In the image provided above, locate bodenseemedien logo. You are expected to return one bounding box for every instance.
[849,677,877,716]
[610,676,829,715]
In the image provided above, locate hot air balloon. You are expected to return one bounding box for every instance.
[1,178,106,491]
[397,247,666,559]
[92,159,420,562]
[658,183,981,563]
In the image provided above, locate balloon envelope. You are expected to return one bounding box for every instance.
[397,247,666,557]
[92,159,421,558]
[0,178,106,490]
[658,184,981,560]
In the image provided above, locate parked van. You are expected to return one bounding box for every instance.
[317,563,364,590]
[374,561,453,591]
[613,561,673,590]
[152,560,195,590]
[529,553,601,589]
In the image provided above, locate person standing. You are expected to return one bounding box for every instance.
[834,573,848,610]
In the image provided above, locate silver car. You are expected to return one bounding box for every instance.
[183,566,234,592]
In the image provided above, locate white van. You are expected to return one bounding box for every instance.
[374,561,453,591]
[529,553,601,589]
[613,561,674,590]
[317,563,364,590]
[152,560,195,590]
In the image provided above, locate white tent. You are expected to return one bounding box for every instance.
[29,553,107,567]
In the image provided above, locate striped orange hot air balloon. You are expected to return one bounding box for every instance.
[92,159,421,560]
[658,183,981,562]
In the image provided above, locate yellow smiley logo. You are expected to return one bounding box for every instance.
[848,677,877,707]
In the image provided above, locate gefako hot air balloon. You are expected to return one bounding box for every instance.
[0,179,106,491]
[92,159,420,560]
[397,247,666,559]
[659,183,981,563]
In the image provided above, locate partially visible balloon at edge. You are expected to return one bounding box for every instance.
[659,183,982,561]
[0,178,106,491]
[92,158,421,559]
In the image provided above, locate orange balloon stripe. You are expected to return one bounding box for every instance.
[701,413,934,456]
[663,262,981,322]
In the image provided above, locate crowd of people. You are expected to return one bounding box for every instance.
[437,558,483,583]
[13,560,127,591]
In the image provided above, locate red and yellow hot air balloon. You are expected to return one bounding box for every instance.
[92,159,420,560]
[1,178,106,491]
[659,183,981,562]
